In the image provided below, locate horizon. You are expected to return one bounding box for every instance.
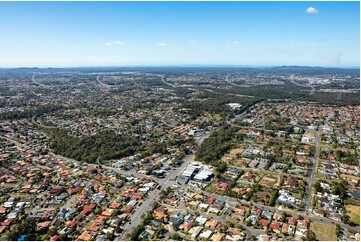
[0,1,359,67]
[0,64,360,70]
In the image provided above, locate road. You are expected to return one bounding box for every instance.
[50,151,80,167]
[225,100,264,128]
[119,132,210,240]
[32,115,57,129]
[289,74,315,95]
[161,202,263,239]
[178,182,359,233]
[304,127,321,212]
[117,100,361,240]
[96,74,114,89]
[160,74,176,88]
[97,158,150,181]
[225,74,251,88]
[1,136,71,171]
[31,74,46,87]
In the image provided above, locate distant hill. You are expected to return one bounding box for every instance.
[271,65,360,73]
[0,65,359,74]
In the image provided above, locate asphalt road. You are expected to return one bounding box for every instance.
[225,74,251,88]
[31,73,46,87]
[304,127,321,212]
[117,132,211,240]
[160,74,176,88]
[289,74,315,95]
[179,183,359,233]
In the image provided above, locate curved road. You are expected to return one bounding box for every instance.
[32,73,47,87]
[225,74,251,88]
[161,74,176,88]
[289,74,316,95]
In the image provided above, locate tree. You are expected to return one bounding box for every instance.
[169,233,183,241]
[59,234,69,241]
[47,228,57,237]
[268,189,279,206]
[25,234,37,241]
[303,230,317,241]
[106,232,113,240]
[129,225,143,241]
[333,181,348,200]
[335,224,341,237]
[342,213,351,224]
[314,181,322,193]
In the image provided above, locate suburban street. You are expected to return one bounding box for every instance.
[179,183,359,233]
[116,132,211,240]
[107,104,360,239]
[304,127,321,213]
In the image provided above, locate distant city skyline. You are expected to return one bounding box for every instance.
[0,1,359,67]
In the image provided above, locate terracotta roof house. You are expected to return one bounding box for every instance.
[205,219,218,228]
[86,224,99,232]
[37,221,51,229]
[297,219,309,228]
[211,233,224,241]
[204,196,216,204]
[66,220,77,228]
[122,206,133,214]
[179,222,192,231]
[213,183,229,191]
[286,217,297,225]
[269,221,282,233]
[258,219,270,228]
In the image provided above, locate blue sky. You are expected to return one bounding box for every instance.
[0,1,359,67]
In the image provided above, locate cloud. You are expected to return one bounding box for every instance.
[189,39,195,43]
[114,41,124,45]
[157,42,168,47]
[233,40,240,45]
[75,44,84,48]
[106,41,125,47]
[306,7,319,14]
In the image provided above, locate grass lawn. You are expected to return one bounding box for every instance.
[213,114,222,121]
[314,172,323,180]
[204,183,217,193]
[345,205,360,226]
[37,234,48,241]
[310,222,336,241]
[226,216,239,224]
[229,148,245,155]
[293,193,303,199]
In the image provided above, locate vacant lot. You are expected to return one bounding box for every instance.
[345,205,360,226]
[229,148,244,155]
[310,222,336,241]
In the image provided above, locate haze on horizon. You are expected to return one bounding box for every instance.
[0,1,359,68]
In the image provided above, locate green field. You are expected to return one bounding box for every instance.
[346,205,360,226]
[310,222,336,241]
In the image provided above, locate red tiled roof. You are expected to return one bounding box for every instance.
[270,222,282,230]
[258,219,270,227]
[286,217,297,225]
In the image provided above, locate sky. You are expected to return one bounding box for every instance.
[0,1,359,67]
